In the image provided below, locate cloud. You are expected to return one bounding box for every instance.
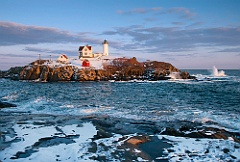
[0,21,102,46]
[215,47,240,52]
[0,53,37,58]
[102,26,240,53]
[144,17,158,22]
[172,22,186,26]
[186,22,204,29]
[117,7,162,15]
[117,7,195,19]
[24,47,77,57]
[164,7,195,19]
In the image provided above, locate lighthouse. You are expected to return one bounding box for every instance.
[103,40,109,56]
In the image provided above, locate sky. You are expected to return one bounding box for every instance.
[0,0,240,70]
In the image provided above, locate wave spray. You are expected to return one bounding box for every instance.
[212,66,226,77]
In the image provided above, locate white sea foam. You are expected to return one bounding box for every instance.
[2,93,19,101]
[168,72,181,79]
[60,104,74,108]
[33,97,45,103]
[80,108,96,114]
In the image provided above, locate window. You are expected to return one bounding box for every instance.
[84,53,88,55]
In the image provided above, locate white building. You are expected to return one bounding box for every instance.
[103,40,109,56]
[79,45,93,59]
[78,40,109,59]
[57,54,69,63]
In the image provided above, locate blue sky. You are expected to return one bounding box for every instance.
[0,0,240,70]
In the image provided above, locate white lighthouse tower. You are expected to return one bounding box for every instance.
[103,40,109,56]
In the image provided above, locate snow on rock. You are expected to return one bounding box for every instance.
[1,120,239,162]
[158,135,240,161]
[0,122,97,162]
[0,122,140,162]
[70,56,113,70]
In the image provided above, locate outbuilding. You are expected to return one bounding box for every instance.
[57,54,69,63]
[82,59,90,67]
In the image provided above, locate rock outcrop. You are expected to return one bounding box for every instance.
[125,136,150,145]
[161,126,240,143]
[0,67,23,80]
[19,60,75,82]
[180,71,196,79]
[73,68,98,81]
[0,101,17,108]
[49,65,75,82]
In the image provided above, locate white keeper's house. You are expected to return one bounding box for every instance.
[78,45,93,58]
[78,40,109,59]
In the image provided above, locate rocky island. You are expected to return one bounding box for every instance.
[0,57,195,82]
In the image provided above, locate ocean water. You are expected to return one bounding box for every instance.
[1,69,240,132]
[1,69,240,161]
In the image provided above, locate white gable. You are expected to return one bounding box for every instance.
[57,54,69,63]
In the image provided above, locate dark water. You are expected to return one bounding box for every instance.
[1,69,240,132]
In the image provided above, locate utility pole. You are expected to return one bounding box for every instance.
[38,54,41,64]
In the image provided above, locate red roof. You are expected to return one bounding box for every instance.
[79,45,92,51]
[61,54,68,59]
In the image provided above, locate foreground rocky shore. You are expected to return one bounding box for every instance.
[0,57,195,82]
[0,111,239,161]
